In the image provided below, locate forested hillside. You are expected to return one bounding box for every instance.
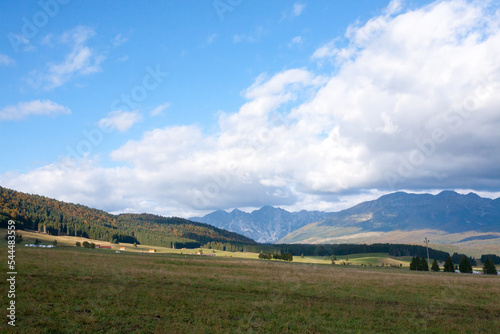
[0,186,255,248]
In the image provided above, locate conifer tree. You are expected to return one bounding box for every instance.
[431,259,440,272]
[444,256,455,272]
[415,256,422,271]
[410,256,417,271]
[482,257,498,275]
[420,257,429,271]
[459,256,473,273]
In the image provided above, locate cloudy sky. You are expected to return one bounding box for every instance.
[1,0,500,217]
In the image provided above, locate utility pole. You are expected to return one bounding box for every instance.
[424,238,430,272]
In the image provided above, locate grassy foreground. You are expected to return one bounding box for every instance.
[1,244,499,333]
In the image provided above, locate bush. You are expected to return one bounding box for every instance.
[52,240,57,246]
[82,241,90,248]
[90,243,95,249]
[75,242,81,247]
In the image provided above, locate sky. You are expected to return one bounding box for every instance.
[1,0,500,218]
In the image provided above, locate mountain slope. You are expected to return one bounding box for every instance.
[279,191,500,245]
[0,186,255,248]
[191,206,333,243]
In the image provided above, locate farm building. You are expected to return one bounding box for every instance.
[149,249,156,253]
[119,247,126,251]
[100,246,111,249]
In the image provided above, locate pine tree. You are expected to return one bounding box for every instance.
[420,257,429,271]
[431,259,440,272]
[483,257,498,275]
[459,256,473,273]
[415,256,422,271]
[443,256,455,272]
[409,256,417,271]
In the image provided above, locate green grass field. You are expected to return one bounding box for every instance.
[1,238,499,333]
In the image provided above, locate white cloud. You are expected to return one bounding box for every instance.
[98,110,142,132]
[0,100,71,121]
[29,26,105,90]
[113,33,128,47]
[116,55,129,62]
[5,0,500,217]
[0,53,15,66]
[233,26,264,43]
[292,3,305,17]
[206,33,218,45]
[150,102,171,116]
[289,36,303,47]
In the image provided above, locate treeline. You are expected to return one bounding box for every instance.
[0,186,255,249]
[205,242,452,261]
[481,254,500,265]
[451,252,477,266]
[258,251,293,261]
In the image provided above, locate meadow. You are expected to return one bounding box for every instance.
[1,235,499,333]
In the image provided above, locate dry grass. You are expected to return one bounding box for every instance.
[0,242,498,333]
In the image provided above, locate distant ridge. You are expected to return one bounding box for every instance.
[279,191,500,245]
[191,206,333,243]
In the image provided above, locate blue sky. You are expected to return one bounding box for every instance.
[1,0,500,217]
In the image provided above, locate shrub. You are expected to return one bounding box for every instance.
[75,242,81,247]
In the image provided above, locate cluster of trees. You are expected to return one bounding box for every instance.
[409,256,430,271]
[76,241,96,249]
[258,251,293,261]
[409,255,498,275]
[204,241,249,252]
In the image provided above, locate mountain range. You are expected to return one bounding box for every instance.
[193,191,500,248]
[279,191,500,246]
[191,206,332,243]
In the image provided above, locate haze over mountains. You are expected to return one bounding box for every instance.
[191,207,332,243]
[194,191,500,246]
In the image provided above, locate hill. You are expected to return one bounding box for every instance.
[279,191,500,249]
[0,186,255,248]
[191,206,333,243]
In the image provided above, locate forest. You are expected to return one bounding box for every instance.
[0,186,255,248]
